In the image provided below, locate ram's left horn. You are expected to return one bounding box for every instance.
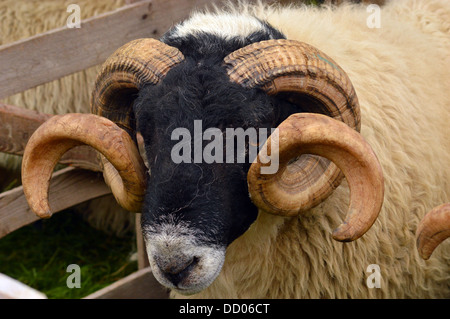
[225,39,361,214]
[416,203,450,260]
[247,113,384,242]
[22,113,147,218]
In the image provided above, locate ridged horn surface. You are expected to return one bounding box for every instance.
[247,113,384,241]
[22,114,147,217]
[224,39,360,213]
[91,38,185,136]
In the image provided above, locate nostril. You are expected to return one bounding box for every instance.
[168,256,196,274]
[185,256,199,272]
[156,256,199,286]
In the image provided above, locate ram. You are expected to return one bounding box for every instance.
[21,0,449,298]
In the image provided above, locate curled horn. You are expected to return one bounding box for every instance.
[22,39,184,217]
[22,114,146,216]
[224,39,384,241]
[247,113,384,241]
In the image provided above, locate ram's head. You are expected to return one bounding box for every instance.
[21,37,390,295]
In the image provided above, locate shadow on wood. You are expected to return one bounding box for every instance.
[84,267,169,299]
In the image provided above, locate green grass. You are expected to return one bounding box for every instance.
[304,0,325,5]
[0,210,138,299]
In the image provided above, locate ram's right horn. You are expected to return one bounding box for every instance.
[22,113,147,218]
[22,38,185,218]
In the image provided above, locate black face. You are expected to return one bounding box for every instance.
[135,26,291,246]
[133,24,296,294]
[135,55,273,247]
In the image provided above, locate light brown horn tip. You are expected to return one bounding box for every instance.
[28,198,52,219]
[416,203,450,260]
[39,211,53,219]
[332,223,359,242]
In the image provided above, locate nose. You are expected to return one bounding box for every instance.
[155,255,199,286]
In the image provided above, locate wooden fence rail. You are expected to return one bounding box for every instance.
[0,103,100,171]
[0,0,220,99]
[0,167,111,239]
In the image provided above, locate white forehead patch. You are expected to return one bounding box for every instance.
[168,12,267,41]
